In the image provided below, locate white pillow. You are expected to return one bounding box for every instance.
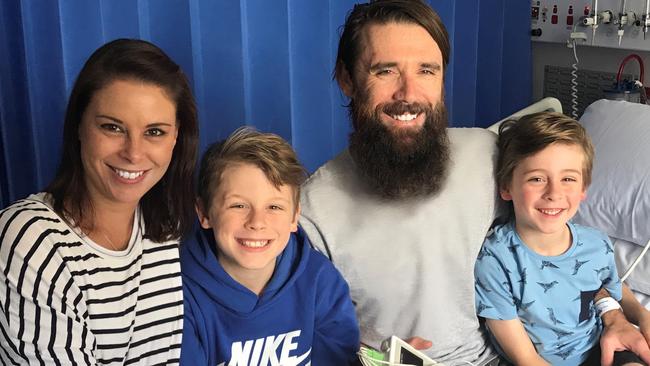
[574,99,650,247]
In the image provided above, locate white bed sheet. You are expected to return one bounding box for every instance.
[613,236,650,309]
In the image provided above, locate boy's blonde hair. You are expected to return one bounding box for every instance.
[496,112,594,191]
[198,127,307,213]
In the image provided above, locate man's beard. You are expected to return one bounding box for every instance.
[348,98,450,199]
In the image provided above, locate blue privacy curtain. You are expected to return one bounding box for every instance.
[0,0,531,208]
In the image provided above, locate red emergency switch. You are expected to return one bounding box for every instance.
[567,5,574,25]
[552,5,558,24]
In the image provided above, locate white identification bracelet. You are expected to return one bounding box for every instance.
[595,296,622,317]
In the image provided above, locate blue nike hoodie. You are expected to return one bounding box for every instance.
[180,226,360,365]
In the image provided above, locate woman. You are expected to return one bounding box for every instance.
[0,39,198,365]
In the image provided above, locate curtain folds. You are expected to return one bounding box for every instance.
[0,0,531,208]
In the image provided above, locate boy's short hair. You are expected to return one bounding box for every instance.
[496,112,594,191]
[198,127,307,213]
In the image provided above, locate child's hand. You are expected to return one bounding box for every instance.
[405,336,432,350]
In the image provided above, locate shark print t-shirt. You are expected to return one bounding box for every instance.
[474,221,622,366]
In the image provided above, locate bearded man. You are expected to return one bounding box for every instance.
[300,1,499,364]
[299,1,650,366]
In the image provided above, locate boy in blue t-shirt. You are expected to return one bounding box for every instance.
[180,127,360,365]
[474,112,648,366]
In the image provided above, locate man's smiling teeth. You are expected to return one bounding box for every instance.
[239,239,270,248]
[392,113,418,121]
[539,208,562,215]
[114,168,144,180]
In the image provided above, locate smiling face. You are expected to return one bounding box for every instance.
[341,22,444,137]
[340,21,450,198]
[78,79,178,211]
[198,163,299,290]
[501,143,587,246]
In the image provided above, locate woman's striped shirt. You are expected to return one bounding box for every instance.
[0,194,183,365]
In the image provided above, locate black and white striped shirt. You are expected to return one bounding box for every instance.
[0,194,183,365]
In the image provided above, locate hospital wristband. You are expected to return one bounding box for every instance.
[595,297,622,317]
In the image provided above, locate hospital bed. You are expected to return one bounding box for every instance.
[359,99,649,366]
[494,98,650,309]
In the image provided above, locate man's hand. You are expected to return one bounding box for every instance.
[405,336,432,350]
[620,285,650,355]
[638,310,650,349]
[600,310,650,366]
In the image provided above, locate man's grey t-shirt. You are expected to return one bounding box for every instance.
[300,128,499,366]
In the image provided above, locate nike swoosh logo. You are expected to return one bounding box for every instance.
[294,348,311,366]
[286,348,311,366]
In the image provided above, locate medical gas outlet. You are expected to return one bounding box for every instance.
[532,0,650,51]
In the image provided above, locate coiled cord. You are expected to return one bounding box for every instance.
[570,39,580,119]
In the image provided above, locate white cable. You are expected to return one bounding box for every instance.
[570,39,580,119]
[621,237,650,281]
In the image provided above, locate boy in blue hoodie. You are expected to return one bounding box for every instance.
[180,127,360,365]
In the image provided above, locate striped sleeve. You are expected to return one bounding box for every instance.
[121,242,184,365]
[0,199,97,365]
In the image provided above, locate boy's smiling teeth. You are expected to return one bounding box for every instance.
[392,113,418,121]
[539,208,562,215]
[113,167,144,180]
[239,239,270,248]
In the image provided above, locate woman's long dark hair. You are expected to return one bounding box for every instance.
[45,38,198,241]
